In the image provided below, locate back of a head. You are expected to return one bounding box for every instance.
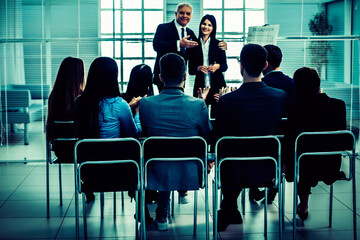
[124,64,153,102]
[160,53,186,86]
[240,44,268,78]
[84,57,120,99]
[293,67,320,100]
[264,44,282,68]
[48,56,84,124]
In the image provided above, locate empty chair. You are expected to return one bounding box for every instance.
[214,136,282,240]
[74,138,142,240]
[293,130,356,240]
[141,136,209,240]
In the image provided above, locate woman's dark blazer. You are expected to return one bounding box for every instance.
[188,38,227,98]
[283,93,347,186]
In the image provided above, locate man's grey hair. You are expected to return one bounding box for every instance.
[176,2,193,13]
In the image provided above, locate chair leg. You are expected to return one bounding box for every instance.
[241,188,246,216]
[213,180,218,240]
[135,191,139,240]
[82,193,88,240]
[171,191,175,217]
[59,163,63,206]
[264,188,268,237]
[282,173,285,230]
[114,192,117,219]
[121,191,124,211]
[141,188,146,240]
[329,184,333,228]
[212,179,216,238]
[24,123,29,145]
[278,183,283,240]
[293,181,297,240]
[75,165,79,240]
[352,163,357,240]
[46,148,50,218]
[193,190,198,237]
[100,192,104,219]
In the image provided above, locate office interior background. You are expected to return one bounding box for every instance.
[0,0,359,239]
[0,0,359,160]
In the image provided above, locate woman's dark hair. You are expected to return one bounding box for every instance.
[47,57,84,127]
[76,57,120,138]
[293,67,320,101]
[198,14,217,40]
[122,64,153,103]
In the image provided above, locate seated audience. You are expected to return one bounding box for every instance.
[212,44,286,232]
[283,67,346,222]
[46,57,85,160]
[139,53,212,231]
[74,57,141,201]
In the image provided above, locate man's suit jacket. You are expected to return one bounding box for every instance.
[188,38,227,97]
[262,71,296,116]
[283,93,347,185]
[152,20,197,89]
[212,82,286,187]
[139,87,212,190]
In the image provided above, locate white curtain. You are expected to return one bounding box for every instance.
[0,0,25,86]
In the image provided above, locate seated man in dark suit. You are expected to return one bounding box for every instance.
[262,44,295,117]
[139,53,212,231]
[212,44,286,232]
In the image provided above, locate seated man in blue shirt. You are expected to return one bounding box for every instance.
[139,53,212,231]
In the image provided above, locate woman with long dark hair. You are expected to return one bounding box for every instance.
[188,14,228,117]
[75,57,141,202]
[122,64,153,103]
[284,67,346,222]
[47,57,85,140]
[75,57,141,139]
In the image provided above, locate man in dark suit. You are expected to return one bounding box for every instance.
[262,44,296,116]
[140,53,212,231]
[153,3,198,92]
[153,3,227,92]
[212,44,286,232]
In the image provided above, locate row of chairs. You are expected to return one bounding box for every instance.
[46,121,357,240]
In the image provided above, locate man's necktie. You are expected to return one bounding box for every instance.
[181,27,186,57]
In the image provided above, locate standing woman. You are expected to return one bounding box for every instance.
[188,14,228,118]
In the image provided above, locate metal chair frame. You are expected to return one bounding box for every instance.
[74,138,142,240]
[213,136,283,240]
[141,136,209,240]
[46,120,78,218]
[293,130,357,240]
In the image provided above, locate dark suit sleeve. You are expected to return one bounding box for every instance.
[188,45,202,75]
[153,24,178,55]
[214,42,228,73]
[211,96,230,147]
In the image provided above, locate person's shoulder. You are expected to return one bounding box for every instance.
[158,20,174,29]
[266,85,286,97]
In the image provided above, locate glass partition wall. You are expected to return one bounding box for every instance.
[0,0,359,162]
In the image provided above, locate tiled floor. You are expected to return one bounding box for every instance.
[0,161,359,239]
[0,122,359,239]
